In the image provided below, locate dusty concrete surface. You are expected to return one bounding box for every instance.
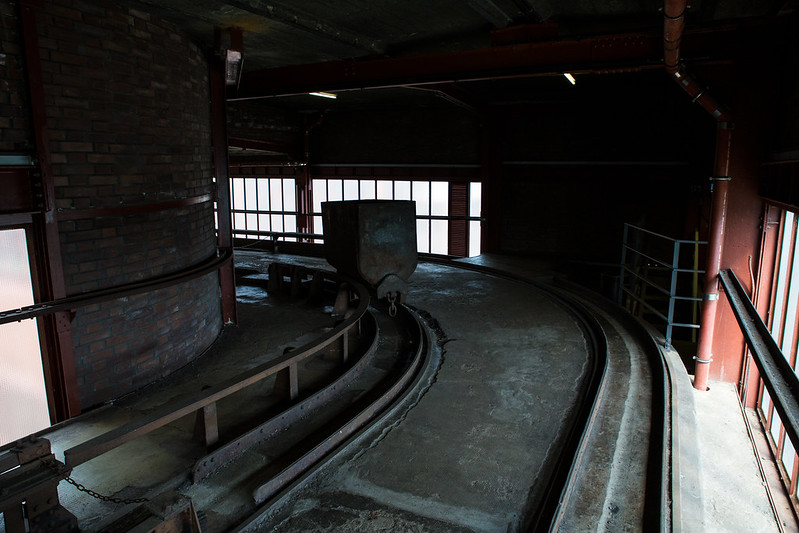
[258,261,593,531]
[695,381,780,532]
[5,251,786,533]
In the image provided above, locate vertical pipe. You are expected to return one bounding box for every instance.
[663,0,734,391]
[692,124,733,391]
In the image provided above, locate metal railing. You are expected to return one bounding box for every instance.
[720,269,799,460]
[618,223,706,348]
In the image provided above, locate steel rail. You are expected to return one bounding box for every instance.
[233,301,430,532]
[424,257,670,531]
[0,249,233,326]
[250,303,426,506]
[63,270,371,468]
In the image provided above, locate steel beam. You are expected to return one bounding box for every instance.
[233,27,739,99]
[228,136,297,156]
[222,0,380,54]
[210,54,238,325]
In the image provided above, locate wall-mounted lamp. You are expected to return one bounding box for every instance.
[563,73,576,85]
[216,27,243,87]
[309,92,337,99]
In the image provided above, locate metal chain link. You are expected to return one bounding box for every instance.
[387,292,397,317]
[40,458,149,505]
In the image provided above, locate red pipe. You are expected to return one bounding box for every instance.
[663,0,733,391]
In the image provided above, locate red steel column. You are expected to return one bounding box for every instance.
[20,0,81,419]
[693,124,733,390]
[210,55,238,324]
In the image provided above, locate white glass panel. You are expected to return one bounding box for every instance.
[285,215,297,241]
[761,386,771,413]
[395,181,411,200]
[234,212,246,231]
[771,410,782,443]
[771,211,794,340]
[783,434,796,480]
[431,220,448,254]
[377,180,393,199]
[417,219,429,253]
[360,180,376,200]
[431,182,448,216]
[470,182,482,218]
[343,180,359,200]
[283,179,296,212]
[271,214,284,232]
[784,218,799,364]
[232,178,245,210]
[312,179,327,213]
[327,179,343,202]
[246,213,258,231]
[413,182,430,215]
[469,220,481,257]
[257,179,270,211]
[270,179,283,211]
[259,214,270,232]
[0,229,50,446]
[313,215,324,242]
[245,179,258,211]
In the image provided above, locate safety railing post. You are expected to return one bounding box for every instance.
[618,223,629,307]
[665,241,681,349]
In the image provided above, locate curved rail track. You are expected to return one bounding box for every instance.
[0,255,676,532]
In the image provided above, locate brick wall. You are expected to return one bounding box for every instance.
[26,0,222,409]
[0,2,33,152]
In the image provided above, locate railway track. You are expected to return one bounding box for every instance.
[1,254,679,532]
[240,256,675,532]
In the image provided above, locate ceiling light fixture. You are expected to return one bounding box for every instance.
[563,73,576,85]
[309,91,337,99]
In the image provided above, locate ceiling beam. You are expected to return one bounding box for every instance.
[232,26,739,100]
[467,0,515,27]
[222,0,381,54]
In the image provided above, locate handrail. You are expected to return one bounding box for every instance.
[718,269,799,455]
[625,224,709,245]
[0,248,233,325]
[619,223,706,347]
[233,229,324,241]
[63,270,370,468]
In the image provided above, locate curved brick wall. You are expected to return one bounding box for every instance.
[27,0,222,409]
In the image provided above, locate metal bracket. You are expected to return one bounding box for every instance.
[693,356,714,363]
[704,293,719,301]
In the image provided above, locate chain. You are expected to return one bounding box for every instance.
[40,458,149,505]
[387,292,397,317]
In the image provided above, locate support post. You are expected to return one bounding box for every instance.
[692,124,733,391]
[210,52,238,325]
[20,0,81,419]
[194,402,219,447]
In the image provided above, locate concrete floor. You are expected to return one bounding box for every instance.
[2,251,791,532]
[694,380,786,532]
[248,258,594,531]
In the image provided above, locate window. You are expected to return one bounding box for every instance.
[229,176,298,241]
[311,177,481,257]
[759,208,799,501]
